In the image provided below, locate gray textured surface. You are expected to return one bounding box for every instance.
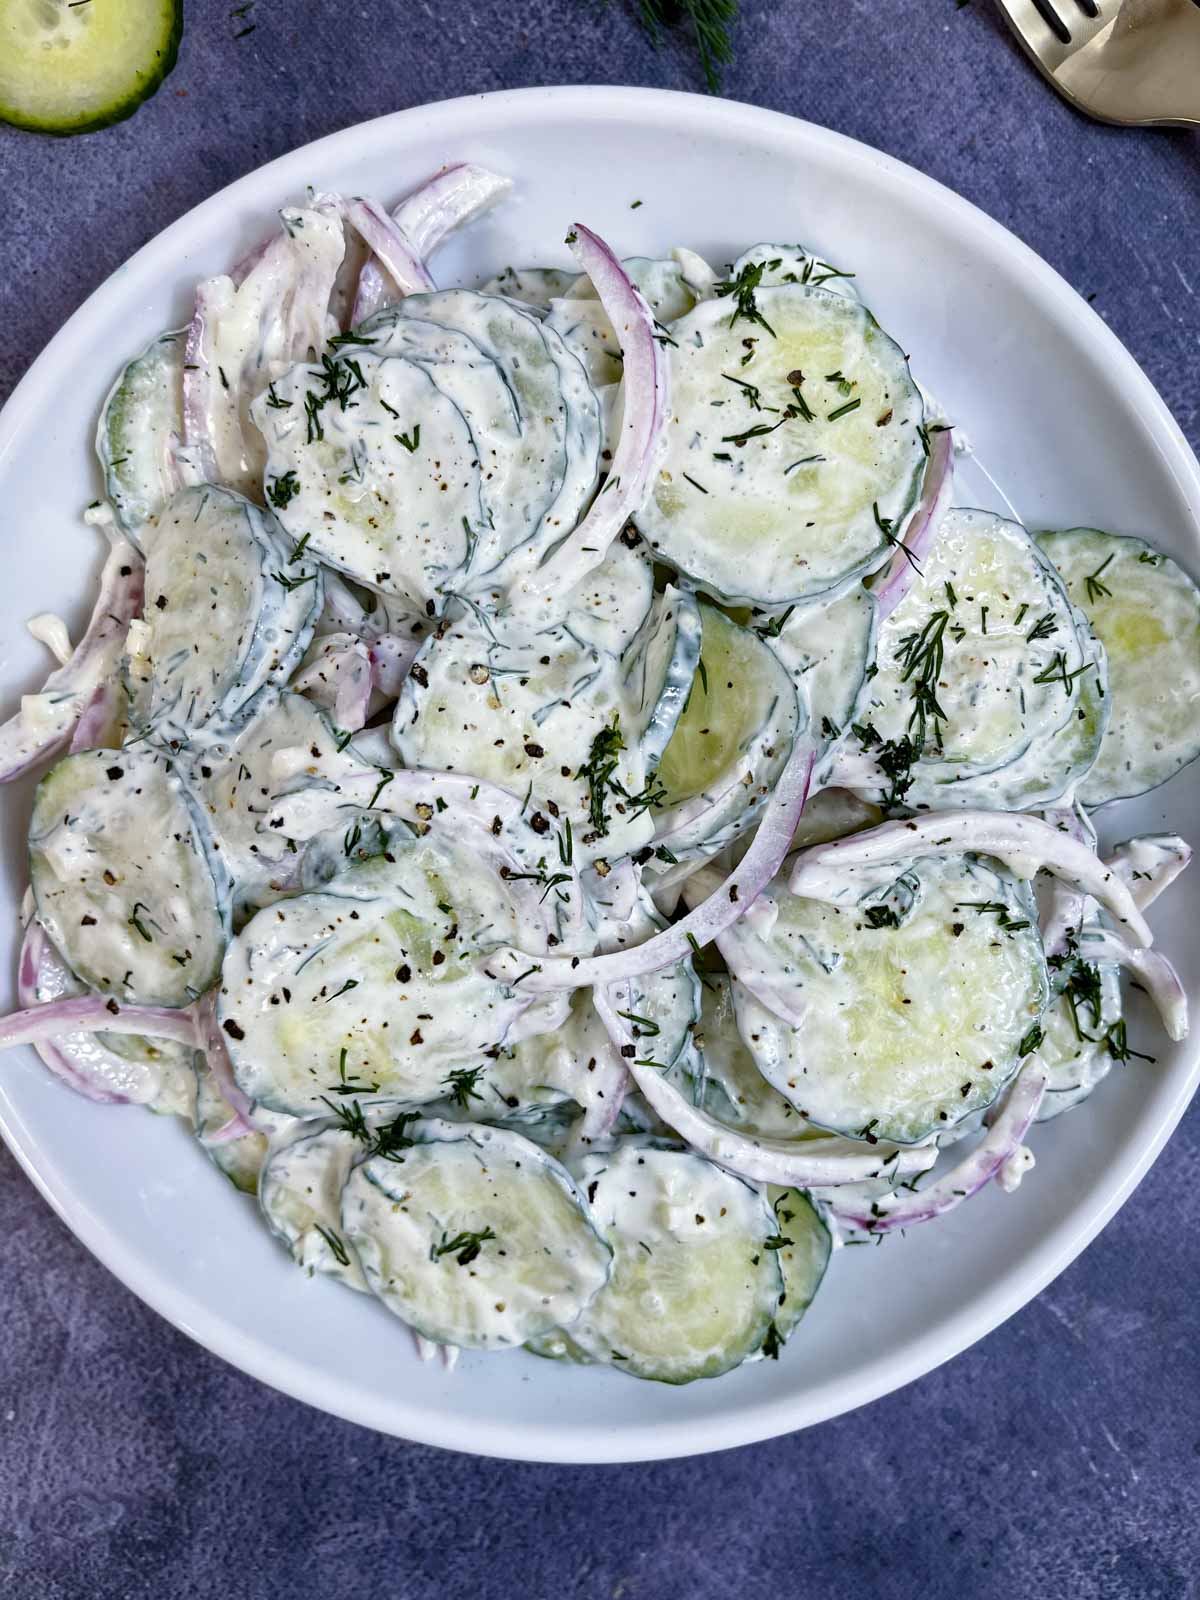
[1,3,1198,1596]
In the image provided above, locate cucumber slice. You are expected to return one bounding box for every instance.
[253,350,482,614]
[96,329,186,538]
[392,540,656,866]
[767,1188,832,1342]
[139,485,322,744]
[728,244,860,302]
[341,1120,611,1349]
[0,0,181,136]
[634,286,927,606]
[480,266,579,311]
[762,583,877,745]
[567,1142,784,1383]
[342,309,545,581]
[260,1125,368,1289]
[217,837,569,1116]
[622,584,703,768]
[482,988,621,1120]
[190,691,378,926]
[689,974,810,1138]
[194,1062,267,1195]
[655,602,801,858]
[376,291,602,588]
[1037,529,1200,805]
[29,747,229,1008]
[1030,950,1123,1122]
[732,853,1050,1144]
[598,895,703,1076]
[853,509,1107,811]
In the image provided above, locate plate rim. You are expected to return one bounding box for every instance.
[1,82,1198,1465]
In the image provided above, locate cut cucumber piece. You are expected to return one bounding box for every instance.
[690,974,810,1139]
[1037,529,1200,805]
[342,308,546,582]
[483,987,621,1120]
[567,1141,784,1383]
[728,244,860,302]
[767,1188,832,1342]
[260,1125,368,1290]
[218,837,568,1116]
[623,584,703,768]
[762,582,877,745]
[29,746,229,1008]
[139,485,322,744]
[634,286,927,606]
[732,852,1049,1144]
[1030,947,1123,1122]
[341,1120,611,1349]
[392,540,656,866]
[96,328,186,538]
[191,691,370,925]
[374,290,602,588]
[0,0,181,136]
[655,602,801,858]
[480,265,579,311]
[253,350,482,614]
[853,509,1107,811]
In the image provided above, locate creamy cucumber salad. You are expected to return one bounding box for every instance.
[1,164,1196,1384]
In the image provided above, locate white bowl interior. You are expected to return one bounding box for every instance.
[0,87,1197,1463]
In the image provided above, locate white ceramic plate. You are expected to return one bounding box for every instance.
[1,86,1197,1465]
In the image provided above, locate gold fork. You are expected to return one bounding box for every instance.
[994,0,1200,125]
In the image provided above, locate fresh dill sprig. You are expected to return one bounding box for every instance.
[713,258,776,337]
[1084,553,1115,603]
[636,0,739,94]
[432,1226,497,1267]
[576,715,626,836]
[441,1065,486,1108]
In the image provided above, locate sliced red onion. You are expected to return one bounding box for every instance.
[0,994,202,1053]
[1105,835,1192,912]
[489,739,817,992]
[1038,805,1096,958]
[368,631,424,699]
[868,426,954,619]
[68,683,121,754]
[0,539,142,783]
[184,207,343,492]
[507,224,669,613]
[788,809,1153,947]
[16,922,126,1103]
[291,634,373,731]
[1075,928,1188,1041]
[181,279,225,486]
[826,1061,1048,1234]
[194,993,258,1131]
[339,196,435,301]
[353,164,512,323]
